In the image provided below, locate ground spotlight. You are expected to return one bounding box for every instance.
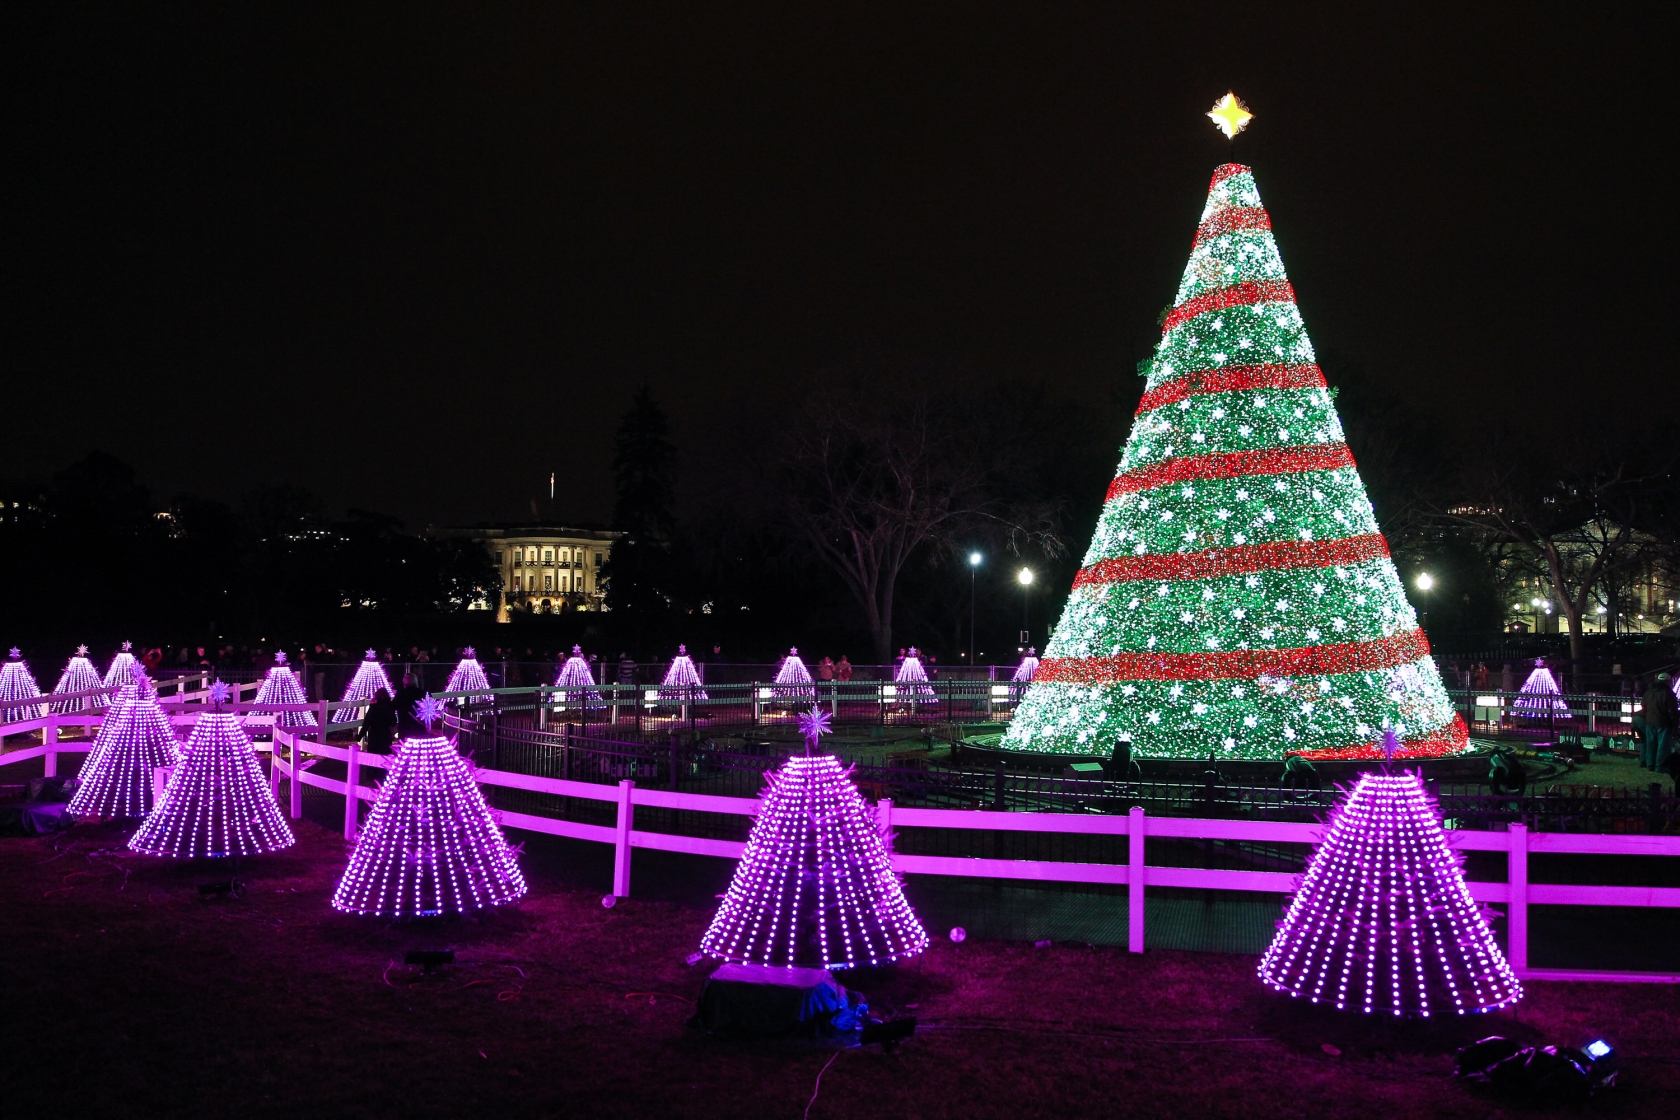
[405,949,455,975]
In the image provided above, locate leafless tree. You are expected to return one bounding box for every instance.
[1442,426,1674,687]
[770,387,1065,664]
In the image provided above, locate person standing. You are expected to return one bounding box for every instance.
[1641,673,1677,773]
[836,655,853,683]
[360,689,398,754]
[394,672,425,737]
[817,656,835,682]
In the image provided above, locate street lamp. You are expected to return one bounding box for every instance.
[967,552,983,666]
[1017,568,1034,647]
[1415,571,1433,631]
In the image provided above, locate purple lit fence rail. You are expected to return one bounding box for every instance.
[256,720,1680,985]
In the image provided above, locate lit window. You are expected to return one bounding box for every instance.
[543,549,553,563]
[545,575,553,590]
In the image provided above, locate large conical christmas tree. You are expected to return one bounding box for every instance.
[130,682,295,858]
[700,708,928,969]
[0,648,46,723]
[1005,157,1464,761]
[332,650,396,724]
[104,641,140,690]
[1257,737,1522,1016]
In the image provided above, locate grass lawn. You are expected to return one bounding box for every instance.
[2,816,1676,1119]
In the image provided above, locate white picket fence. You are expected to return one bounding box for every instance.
[261,723,1680,985]
[5,687,1677,984]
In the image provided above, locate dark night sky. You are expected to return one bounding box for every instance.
[5,6,1674,529]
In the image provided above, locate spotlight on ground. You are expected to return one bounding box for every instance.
[860,1017,917,1053]
[197,879,245,899]
[405,949,456,975]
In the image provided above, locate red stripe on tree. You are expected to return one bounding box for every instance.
[1289,715,1469,762]
[1135,364,1327,416]
[1035,629,1431,684]
[1192,206,1271,247]
[1161,279,1295,334]
[1073,533,1389,589]
[1210,163,1249,188]
[1106,443,1357,501]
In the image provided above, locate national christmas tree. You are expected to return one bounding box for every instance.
[332,697,527,918]
[0,648,47,723]
[68,671,183,819]
[772,647,815,701]
[50,646,109,714]
[445,647,491,701]
[332,650,396,724]
[553,646,605,710]
[892,647,936,704]
[700,708,928,969]
[1006,104,1464,761]
[659,644,708,701]
[1257,735,1522,1016]
[250,651,317,729]
[104,641,140,690]
[130,682,295,858]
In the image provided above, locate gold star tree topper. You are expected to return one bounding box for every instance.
[1207,92,1253,139]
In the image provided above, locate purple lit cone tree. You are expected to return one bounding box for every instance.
[1257,734,1522,1017]
[659,645,708,702]
[104,641,140,690]
[892,647,936,705]
[0,648,47,723]
[50,646,109,714]
[1512,660,1567,714]
[553,646,605,710]
[130,682,294,858]
[68,671,182,819]
[700,708,928,969]
[446,647,491,703]
[332,650,396,724]
[332,697,527,918]
[772,647,815,702]
[250,651,316,729]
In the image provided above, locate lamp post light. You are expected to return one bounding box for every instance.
[1017,567,1034,648]
[1415,571,1434,631]
[968,552,983,667]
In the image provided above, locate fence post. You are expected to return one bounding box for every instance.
[612,779,635,899]
[344,737,361,841]
[876,798,894,853]
[271,728,284,801]
[538,686,547,730]
[830,681,839,719]
[290,727,304,820]
[43,712,58,778]
[1128,805,1146,954]
[1507,822,1528,975]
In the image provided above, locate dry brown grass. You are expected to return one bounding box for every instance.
[1,817,1675,1119]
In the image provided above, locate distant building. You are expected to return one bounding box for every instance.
[446,525,621,621]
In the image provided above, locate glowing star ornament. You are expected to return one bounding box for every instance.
[1512,660,1567,714]
[50,646,109,714]
[0,648,47,723]
[699,707,927,970]
[250,650,317,730]
[446,647,491,703]
[772,647,815,701]
[332,650,396,724]
[1257,758,1522,1018]
[68,670,182,820]
[331,696,527,918]
[104,641,140,690]
[1207,92,1254,140]
[1002,160,1466,762]
[659,644,709,701]
[893,647,937,705]
[129,682,294,858]
[553,646,606,709]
